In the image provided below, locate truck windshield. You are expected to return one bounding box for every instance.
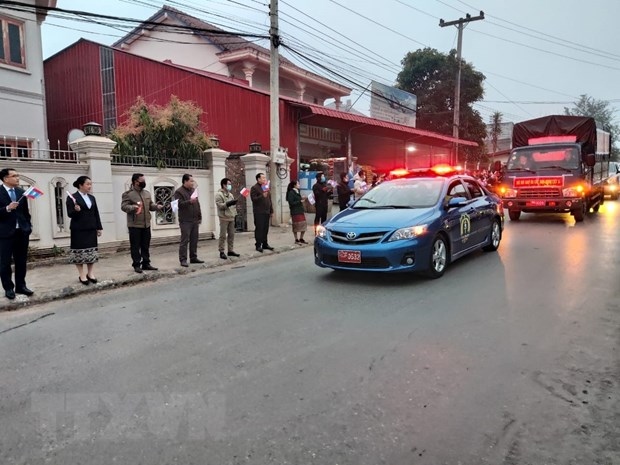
[507,146,580,171]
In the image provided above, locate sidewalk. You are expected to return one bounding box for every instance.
[0,226,309,312]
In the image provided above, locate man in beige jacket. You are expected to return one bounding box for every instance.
[214,178,239,260]
[120,173,163,273]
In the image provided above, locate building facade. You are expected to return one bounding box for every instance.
[0,0,56,157]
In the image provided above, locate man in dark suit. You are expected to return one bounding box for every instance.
[250,172,273,253]
[0,168,33,299]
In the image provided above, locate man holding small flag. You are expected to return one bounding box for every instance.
[250,172,273,253]
[215,178,240,260]
[173,173,204,267]
[121,173,164,273]
[0,169,34,299]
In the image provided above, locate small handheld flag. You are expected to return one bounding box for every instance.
[67,191,77,203]
[190,188,199,200]
[262,180,270,191]
[240,187,250,198]
[22,186,44,200]
[171,199,179,213]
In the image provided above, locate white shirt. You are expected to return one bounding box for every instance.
[79,191,92,209]
[3,184,19,228]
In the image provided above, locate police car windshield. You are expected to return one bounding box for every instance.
[354,178,443,209]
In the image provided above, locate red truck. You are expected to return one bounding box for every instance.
[499,115,611,222]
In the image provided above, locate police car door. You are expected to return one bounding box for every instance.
[444,180,471,257]
[462,178,490,246]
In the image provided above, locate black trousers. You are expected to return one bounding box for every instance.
[314,204,328,225]
[254,213,270,248]
[179,221,199,262]
[128,227,151,267]
[0,229,29,291]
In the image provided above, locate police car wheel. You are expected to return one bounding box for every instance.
[483,219,502,252]
[425,235,448,279]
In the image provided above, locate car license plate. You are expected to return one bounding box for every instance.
[338,250,361,263]
[526,200,546,206]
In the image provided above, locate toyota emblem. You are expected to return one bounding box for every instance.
[346,231,357,240]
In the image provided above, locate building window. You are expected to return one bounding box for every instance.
[154,185,175,225]
[0,138,31,158]
[54,182,66,232]
[0,16,25,67]
[100,47,117,134]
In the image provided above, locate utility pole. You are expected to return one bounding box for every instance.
[269,0,283,225]
[439,11,484,165]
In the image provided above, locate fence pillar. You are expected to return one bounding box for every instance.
[240,153,270,234]
[204,147,230,238]
[69,135,116,242]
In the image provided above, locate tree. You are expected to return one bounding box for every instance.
[396,47,488,161]
[564,94,619,159]
[109,95,213,167]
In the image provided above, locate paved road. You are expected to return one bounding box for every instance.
[1,205,619,464]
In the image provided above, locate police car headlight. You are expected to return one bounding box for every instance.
[502,188,517,198]
[315,225,328,238]
[388,224,428,242]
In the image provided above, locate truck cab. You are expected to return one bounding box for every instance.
[498,115,609,222]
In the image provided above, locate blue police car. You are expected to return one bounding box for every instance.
[314,167,504,278]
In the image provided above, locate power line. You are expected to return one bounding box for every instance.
[452,0,620,61]
[2,0,270,39]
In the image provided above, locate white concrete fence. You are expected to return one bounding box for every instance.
[0,134,292,252]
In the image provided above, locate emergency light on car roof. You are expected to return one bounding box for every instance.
[389,168,410,178]
[389,165,463,178]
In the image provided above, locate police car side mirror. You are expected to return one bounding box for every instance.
[583,153,596,167]
[445,196,469,209]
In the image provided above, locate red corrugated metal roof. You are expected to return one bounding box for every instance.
[291,102,478,147]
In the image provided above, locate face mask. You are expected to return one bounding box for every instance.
[137,181,146,189]
[321,175,326,182]
[226,184,232,191]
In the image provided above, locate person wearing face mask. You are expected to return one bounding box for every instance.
[174,173,204,267]
[214,177,240,260]
[121,173,164,273]
[312,171,332,231]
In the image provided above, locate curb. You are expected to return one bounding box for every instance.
[0,245,297,312]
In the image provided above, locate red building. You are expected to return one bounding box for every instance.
[44,39,477,178]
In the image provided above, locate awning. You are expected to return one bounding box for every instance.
[289,101,478,148]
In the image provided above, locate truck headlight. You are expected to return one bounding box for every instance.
[501,188,518,198]
[388,224,428,242]
[563,185,584,197]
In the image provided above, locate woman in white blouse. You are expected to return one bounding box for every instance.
[66,176,103,285]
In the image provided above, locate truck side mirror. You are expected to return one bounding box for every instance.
[583,153,596,167]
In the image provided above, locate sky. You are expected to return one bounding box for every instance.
[40,0,620,126]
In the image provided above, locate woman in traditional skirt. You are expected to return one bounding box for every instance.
[66,176,103,284]
[286,180,308,244]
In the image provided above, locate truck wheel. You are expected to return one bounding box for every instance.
[425,235,448,279]
[593,203,600,212]
[573,204,586,222]
[483,219,502,252]
[508,210,521,221]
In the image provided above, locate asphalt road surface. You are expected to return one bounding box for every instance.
[1,205,619,465]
